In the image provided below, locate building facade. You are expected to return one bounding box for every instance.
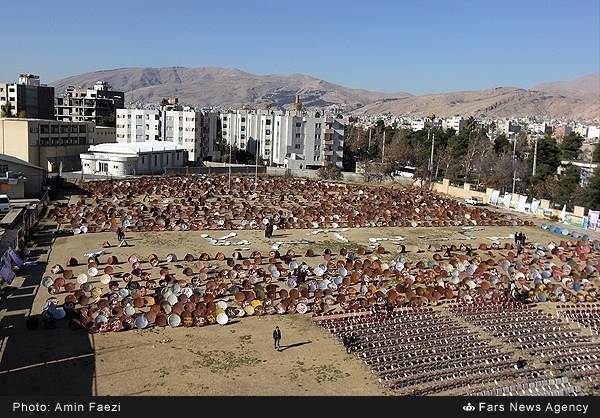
[0,118,113,172]
[116,104,219,163]
[221,106,345,169]
[0,74,55,119]
[80,141,187,176]
[55,81,124,124]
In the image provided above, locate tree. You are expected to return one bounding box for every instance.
[528,133,560,186]
[580,170,600,211]
[555,164,582,211]
[493,133,510,154]
[592,143,600,163]
[1,101,14,117]
[316,163,342,180]
[559,132,584,160]
[98,112,116,127]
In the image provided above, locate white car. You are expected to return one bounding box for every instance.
[0,194,11,213]
[465,196,484,206]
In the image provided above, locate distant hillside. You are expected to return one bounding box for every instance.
[48,67,600,123]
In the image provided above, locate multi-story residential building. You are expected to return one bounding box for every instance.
[0,74,55,119]
[116,102,219,163]
[55,81,124,124]
[221,101,345,169]
[441,116,466,132]
[0,118,112,172]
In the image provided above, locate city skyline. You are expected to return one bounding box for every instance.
[2,0,599,96]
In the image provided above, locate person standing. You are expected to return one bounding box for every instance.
[273,325,281,350]
[117,227,125,242]
[265,221,274,239]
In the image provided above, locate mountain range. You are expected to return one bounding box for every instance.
[48,67,600,123]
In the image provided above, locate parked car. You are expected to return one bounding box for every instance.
[465,196,484,206]
[0,194,11,213]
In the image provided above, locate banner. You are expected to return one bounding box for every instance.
[517,195,528,212]
[589,210,599,230]
[530,199,540,215]
[503,192,511,209]
[490,189,500,205]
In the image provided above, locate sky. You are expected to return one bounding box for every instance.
[2,0,599,96]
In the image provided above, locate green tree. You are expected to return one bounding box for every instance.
[559,132,584,160]
[1,101,14,117]
[580,170,600,211]
[98,112,116,127]
[555,165,582,211]
[493,133,509,154]
[592,143,600,163]
[528,133,560,186]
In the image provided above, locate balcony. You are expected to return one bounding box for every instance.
[324,128,334,134]
[322,150,334,156]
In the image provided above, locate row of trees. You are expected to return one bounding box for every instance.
[342,118,600,212]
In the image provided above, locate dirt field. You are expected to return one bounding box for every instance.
[1,179,599,399]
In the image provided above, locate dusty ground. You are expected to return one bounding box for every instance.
[0,185,599,398]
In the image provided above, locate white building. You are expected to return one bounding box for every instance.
[80,141,187,176]
[116,105,219,163]
[441,116,466,132]
[221,106,345,169]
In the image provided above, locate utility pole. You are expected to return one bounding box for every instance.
[512,136,517,194]
[532,136,538,177]
[381,131,385,163]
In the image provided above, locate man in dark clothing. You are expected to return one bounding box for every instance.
[273,326,281,350]
[345,333,358,354]
[265,222,274,238]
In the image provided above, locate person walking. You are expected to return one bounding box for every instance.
[272,325,281,350]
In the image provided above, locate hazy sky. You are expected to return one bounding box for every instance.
[2,0,598,96]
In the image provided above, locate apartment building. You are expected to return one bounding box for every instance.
[0,74,55,119]
[221,105,345,169]
[116,104,219,163]
[55,81,124,124]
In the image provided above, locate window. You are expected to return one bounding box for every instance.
[99,162,108,172]
[0,165,8,175]
[296,122,301,127]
